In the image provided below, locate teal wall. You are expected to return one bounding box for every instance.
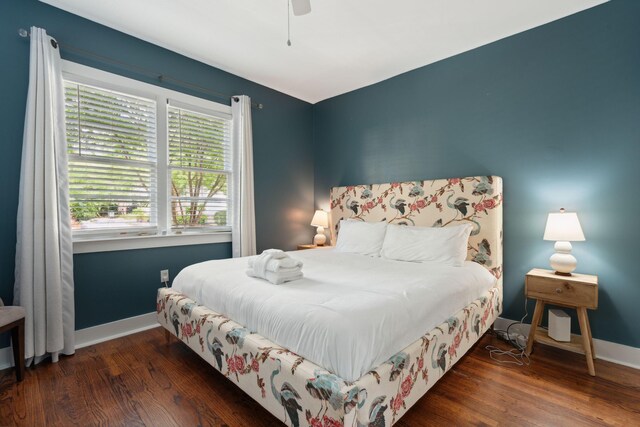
[2,0,638,351]
[0,0,314,335]
[313,0,640,348]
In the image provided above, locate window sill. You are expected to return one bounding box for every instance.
[73,231,232,254]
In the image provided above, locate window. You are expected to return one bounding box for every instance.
[168,102,232,231]
[65,83,158,232]
[62,62,233,249]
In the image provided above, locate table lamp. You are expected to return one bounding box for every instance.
[543,208,585,276]
[311,210,329,246]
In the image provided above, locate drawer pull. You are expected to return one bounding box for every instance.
[555,288,563,294]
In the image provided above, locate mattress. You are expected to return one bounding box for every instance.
[171,248,496,381]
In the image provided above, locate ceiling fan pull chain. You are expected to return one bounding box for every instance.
[287,0,292,46]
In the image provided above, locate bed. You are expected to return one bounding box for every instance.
[157,175,503,426]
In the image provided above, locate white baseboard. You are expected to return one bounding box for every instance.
[494,317,640,370]
[0,347,11,372]
[0,311,159,371]
[74,311,159,349]
[2,314,637,372]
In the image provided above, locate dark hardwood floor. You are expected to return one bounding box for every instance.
[1,327,638,426]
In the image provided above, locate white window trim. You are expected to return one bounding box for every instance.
[73,231,231,254]
[62,61,233,253]
[62,61,231,117]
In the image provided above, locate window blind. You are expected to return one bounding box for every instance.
[64,81,157,232]
[168,104,232,229]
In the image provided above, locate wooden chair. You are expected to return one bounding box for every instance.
[0,298,25,381]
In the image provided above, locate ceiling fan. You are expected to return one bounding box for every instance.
[291,0,311,16]
[286,0,311,46]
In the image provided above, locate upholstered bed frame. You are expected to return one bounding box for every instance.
[157,176,503,426]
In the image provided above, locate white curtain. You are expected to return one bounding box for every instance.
[14,27,75,364]
[231,95,256,257]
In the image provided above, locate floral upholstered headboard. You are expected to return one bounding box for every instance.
[329,176,503,281]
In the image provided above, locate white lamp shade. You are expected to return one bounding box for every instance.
[310,210,329,228]
[543,210,585,242]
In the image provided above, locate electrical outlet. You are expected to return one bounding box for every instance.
[160,269,169,283]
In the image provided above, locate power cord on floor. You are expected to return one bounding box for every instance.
[485,298,531,366]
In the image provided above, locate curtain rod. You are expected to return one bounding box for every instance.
[18,28,264,110]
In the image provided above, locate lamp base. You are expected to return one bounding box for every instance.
[549,241,577,275]
[313,226,326,246]
[554,271,573,277]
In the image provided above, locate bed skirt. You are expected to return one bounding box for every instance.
[157,283,502,426]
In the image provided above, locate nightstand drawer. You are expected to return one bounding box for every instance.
[526,272,597,309]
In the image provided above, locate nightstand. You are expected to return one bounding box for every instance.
[524,268,598,376]
[297,244,318,250]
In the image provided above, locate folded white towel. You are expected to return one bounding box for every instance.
[253,251,275,278]
[248,256,303,272]
[262,249,288,259]
[248,249,304,284]
[246,268,303,285]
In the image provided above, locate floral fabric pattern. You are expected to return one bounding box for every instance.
[158,283,501,426]
[330,176,503,279]
[157,176,503,426]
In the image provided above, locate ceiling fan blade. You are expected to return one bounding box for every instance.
[291,0,311,16]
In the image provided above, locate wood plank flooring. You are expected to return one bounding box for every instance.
[0,327,638,426]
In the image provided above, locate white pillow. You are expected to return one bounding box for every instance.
[335,220,388,257]
[380,223,473,266]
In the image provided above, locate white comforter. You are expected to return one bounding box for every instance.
[172,248,496,381]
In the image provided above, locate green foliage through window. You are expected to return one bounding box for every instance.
[64,77,232,234]
[168,106,231,229]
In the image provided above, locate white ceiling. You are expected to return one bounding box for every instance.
[41,0,607,104]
